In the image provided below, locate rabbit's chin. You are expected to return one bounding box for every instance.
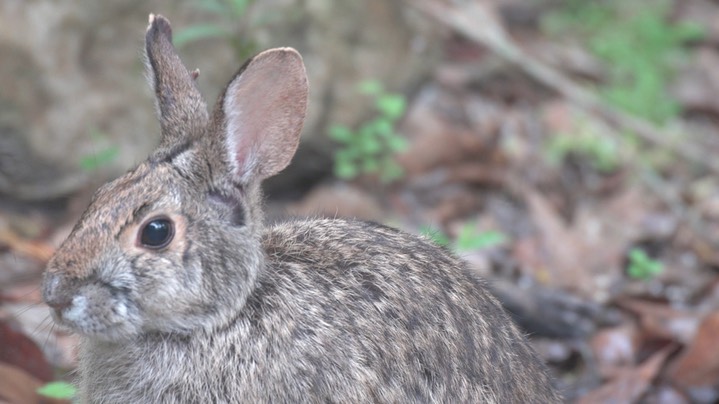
[57,318,144,343]
[77,322,143,343]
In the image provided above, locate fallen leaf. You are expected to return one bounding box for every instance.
[578,346,674,404]
[523,190,588,291]
[590,324,639,377]
[0,362,69,404]
[669,310,719,388]
[0,282,43,305]
[0,320,53,382]
[642,385,690,404]
[615,298,699,344]
[0,228,54,263]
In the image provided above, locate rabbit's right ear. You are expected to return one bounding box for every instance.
[145,14,208,148]
[210,48,309,185]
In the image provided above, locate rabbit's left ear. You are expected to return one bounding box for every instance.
[211,48,309,185]
[145,14,209,147]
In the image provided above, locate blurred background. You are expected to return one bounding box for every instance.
[3,0,719,402]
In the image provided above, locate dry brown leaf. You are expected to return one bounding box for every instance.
[430,192,481,226]
[543,101,578,135]
[397,84,501,178]
[0,282,43,305]
[669,310,719,388]
[523,190,588,291]
[445,162,503,185]
[671,48,719,117]
[0,362,68,404]
[615,298,699,344]
[0,362,43,404]
[590,324,640,377]
[578,346,674,404]
[0,228,54,263]
[518,188,650,297]
[0,320,53,382]
[642,385,690,404]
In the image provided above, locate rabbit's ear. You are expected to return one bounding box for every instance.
[214,48,309,184]
[145,14,208,147]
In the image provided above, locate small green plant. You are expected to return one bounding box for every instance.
[330,80,409,183]
[80,128,119,171]
[543,0,703,124]
[37,381,76,400]
[420,223,508,253]
[546,118,621,173]
[626,247,664,280]
[174,0,258,59]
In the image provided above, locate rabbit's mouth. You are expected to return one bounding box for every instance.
[50,289,142,342]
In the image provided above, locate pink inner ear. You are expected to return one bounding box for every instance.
[222,48,309,184]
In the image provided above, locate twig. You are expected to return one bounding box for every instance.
[408,0,719,175]
[408,0,719,247]
[0,229,54,263]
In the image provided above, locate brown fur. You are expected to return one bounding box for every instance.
[43,14,561,403]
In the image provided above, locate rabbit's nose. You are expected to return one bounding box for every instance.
[43,272,74,312]
[46,295,73,311]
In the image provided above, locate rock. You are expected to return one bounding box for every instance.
[0,0,440,201]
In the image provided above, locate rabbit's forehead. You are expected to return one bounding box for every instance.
[49,163,186,276]
[73,165,180,235]
[91,164,180,221]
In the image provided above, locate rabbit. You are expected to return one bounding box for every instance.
[42,14,562,404]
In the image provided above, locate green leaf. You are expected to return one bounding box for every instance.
[37,382,76,399]
[376,94,406,120]
[357,80,384,95]
[379,160,404,183]
[359,135,382,154]
[80,146,119,171]
[456,226,508,252]
[228,0,250,16]
[192,0,228,14]
[372,119,393,136]
[328,125,354,143]
[387,135,409,152]
[174,24,229,48]
[335,147,359,162]
[334,159,359,180]
[674,22,705,42]
[627,248,664,279]
[361,157,380,173]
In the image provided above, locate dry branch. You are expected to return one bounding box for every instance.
[408,0,719,175]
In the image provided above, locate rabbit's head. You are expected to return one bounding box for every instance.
[42,14,309,342]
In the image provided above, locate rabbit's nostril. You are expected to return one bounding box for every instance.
[46,297,72,311]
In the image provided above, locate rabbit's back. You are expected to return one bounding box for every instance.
[249,218,560,402]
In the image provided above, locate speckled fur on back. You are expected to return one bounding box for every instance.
[42,14,561,403]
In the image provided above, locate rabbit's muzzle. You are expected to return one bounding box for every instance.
[43,271,74,314]
[42,270,141,341]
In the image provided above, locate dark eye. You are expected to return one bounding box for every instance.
[140,218,174,249]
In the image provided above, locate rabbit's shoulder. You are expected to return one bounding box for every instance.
[261,219,495,300]
[263,218,460,269]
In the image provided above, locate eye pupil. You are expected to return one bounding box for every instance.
[140,218,174,248]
